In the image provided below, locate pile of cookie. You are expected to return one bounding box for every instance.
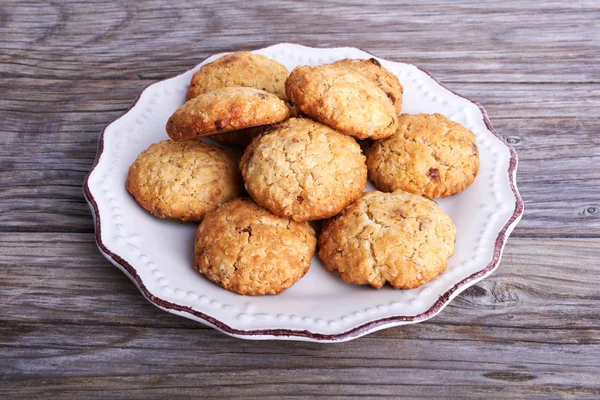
[126,51,479,295]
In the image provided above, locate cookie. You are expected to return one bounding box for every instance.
[166,87,290,141]
[366,113,479,199]
[126,140,242,222]
[318,190,456,289]
[194,197,316,295]
[186,51,289,101]
[240,118,367,222]
[211,126,263,147]
[331,58,403,114]
[285,65,397,140]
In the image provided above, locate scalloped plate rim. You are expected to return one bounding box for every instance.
[83,43,524,342]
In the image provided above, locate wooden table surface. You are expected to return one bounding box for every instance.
[2,1,599,398]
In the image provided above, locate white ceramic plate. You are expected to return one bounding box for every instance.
[84,43,523,342]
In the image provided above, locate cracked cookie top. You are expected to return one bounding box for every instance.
[285,65,398,140]
[126,140,242,222]
[240,118,367,222]
[166,87,290,141]
[330,58,403,114]
[194,197,316,295]
[186,51,290,101]
[366,113,480,199]
[318,190,456,289]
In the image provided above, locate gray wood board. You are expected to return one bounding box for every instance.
[1,0,599,398]
[1,235,599,398]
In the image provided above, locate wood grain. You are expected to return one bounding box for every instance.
[1,235,599,398]
[1,1,599,83]
[1,0,599,398]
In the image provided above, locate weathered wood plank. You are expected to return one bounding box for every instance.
[1,368,599,399]
[493,117,600,237]
[1,234,599,397]
[1,0,598,84]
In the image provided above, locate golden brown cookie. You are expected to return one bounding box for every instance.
[126,140,242,222]
[240,118,367,222]
[186,51,289,101]
[366,113,479,199]
[194,198,316,295]
[331,58,403,114]
[166,87,290,141]
[210,126,263,147]
[318,190,456,289]
[285,65,397,140]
